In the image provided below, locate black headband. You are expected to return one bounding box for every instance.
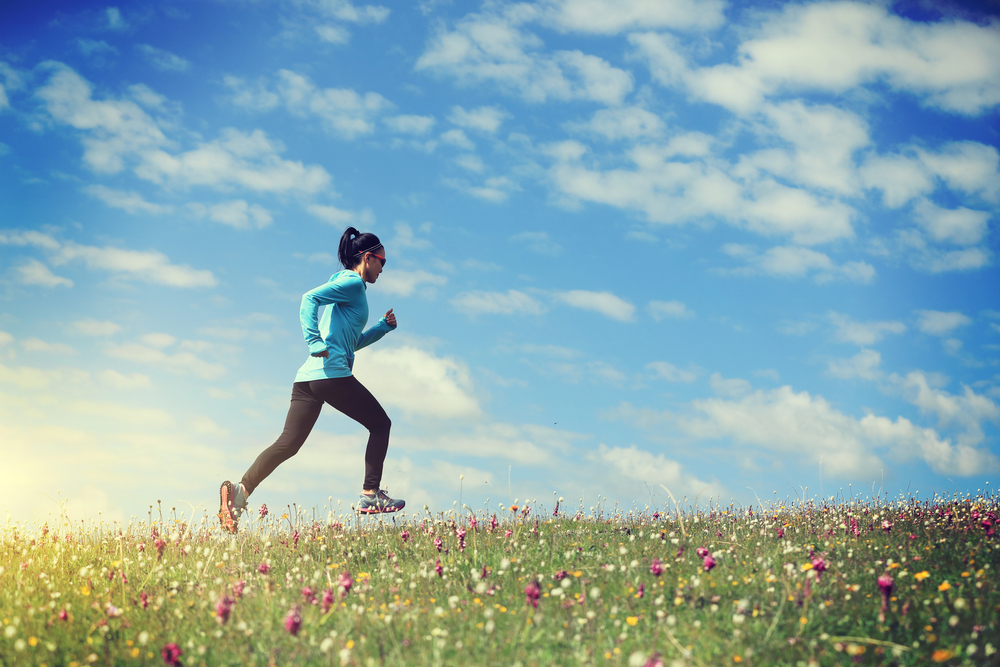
[353,243,382,257]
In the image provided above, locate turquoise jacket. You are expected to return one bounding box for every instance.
[294,270,394,382]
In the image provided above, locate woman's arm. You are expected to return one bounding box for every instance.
[356,308,397,351]
[299,276,363,355]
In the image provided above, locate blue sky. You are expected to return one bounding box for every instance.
[2,0,999,527]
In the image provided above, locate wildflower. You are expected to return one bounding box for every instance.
[435,559,443,577]
[58,609,68,621]
[510,505,519,512]
[470,515,478,529]
[811,556,828,580]
[216,595,234,625]
[259,504,268,518]
[505,529,513,538]
[776,527,784,539]
[909,533,918,540]
[121,570,128,584]
[524,580,541,608]
[481,564,489,580]
[434,537,443,552]
[155,538,166,561]
[554,570,568,581]
[703,554,716,572]
[284,605,302,636]
[626,616,638,626]
[292,531,300,547]
[161,642,183,666]
[302,586,315,605]
[232,579,245,598]
[138,543,146,553]
[338,571,353,597]
[696,547,709,558]
[321,588,335,613]
[882,519,892,533]
[105,602,121,617]
[931,649,953,662]
[635,584,644,599]
[938,581,951,592]
[877,574,893,611]
[401,530,410,543]
[649,558,663,577]
[914,571,930,581]
[140,592,149,609]
[644,653,665,667]
[258,562,270,575]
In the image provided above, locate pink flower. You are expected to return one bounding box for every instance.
[489,514,498,532]
[435,559,443,577]
[811,556,828,580]
[877,574,893,611]
[338,571,353,597]
[138,543,146,553]
[302,586,315,605]
[524,579,541,608]
[140,591,149,609]
[292,531,300,547]
[154,538,166,561]
[649,558,663,576]
[696,547,709,558]
[284,605,302,635]
[321,588,335,613]
[554,570,568,581]
[776,527,784,539]
[105,602,121,617]
[644,652,665,667]
[636,583,645,599]
[504,529,513,539]
[259,504,268,518]
[58,609,69,621]
[882,519,892,533]
[469,515,478,529]
[434,537,443,552]
[215,595,234,625]
[702,554,716,572]
[258,562,270,575]
[232,579,245,598]
[456,527,467,540]
[161,642,183,666]
[401,530,410,543]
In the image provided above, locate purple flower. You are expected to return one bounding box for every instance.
[216,595,234,625]
[702,554,716,572]
[338,571,353,597]
[259,504,268,518]
[435,559,443,577]
[489,514,498,532]
[524,579,541,608]
[696,547,709,558]
[401,530,410,543]
[636,583,645,599]
[434,537,443,552]
[302,586,315,605]
[645,653,664,667]
[776,527,785,539]
[140,591,149,609]
[321,588,335,613]
[161,642,183,666]
[232,579,245,598]
[284,605,302,636]
[877,574,893,611]
[811,556,828,580]
[456,527,467,540]
[649,558,663,577]
[258,562,270,575]
[554,570,568,581]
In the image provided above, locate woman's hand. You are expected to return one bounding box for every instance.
[384,308,396,328]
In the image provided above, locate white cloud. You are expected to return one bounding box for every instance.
[315,24,350,43]
[914,310,972,336]
[632,2,1000,115]
[722,246,875,283]
[76,39,118,56]
[140,333,177,348]
[188,200,273,230]
[595,444,722,501]
[897,370,1000,448]
[306,203,374,226]
[99,369,151,389]
[647,361,697,383]
[570,106,664,141]
[709,373,752,399]
[51,242,216,288]
[448,105,508,133]
[106,341,226,379]
[106,7,126,30]
[454,154,485,172]
[14,259,73,288]
[443,176,520,202]
[375,269,447,297]
[416,10,633,105]
[913,199,990,246]
[72,319,121,336]
[553,290,634,321]
[509,231,562,255]
[274,69,391,139]
[136,44,191,72]
[21,338,77,355]
[649,300,694,320]
[440,128,475,149]
[354,345,480,419]
[385,114,436,134]
[452,289,546,316]
[83,185,171,215]
[68,398,173,427]
[828,311,906,346]
[308,0,390,24]
[537,0,725,34]
[38,66,332,194]
[828,349,882,380]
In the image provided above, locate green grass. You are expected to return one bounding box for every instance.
[1,491,998,666]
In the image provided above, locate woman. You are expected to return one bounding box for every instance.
[219,227,403,534]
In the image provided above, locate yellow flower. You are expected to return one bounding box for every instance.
[346,640,355,649]
[799,617,808,624]
[80,586,90,596]
[29,637,38,647]
[800,563,813,571]
[626,616,638,626]
[914,571,930,581]
[931,649,953,662]
[130,648,140,658]
[733,657,742,663]
[938,581,951,592]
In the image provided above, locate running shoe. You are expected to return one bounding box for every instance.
[218,481,245,533]
[357,489,405,514]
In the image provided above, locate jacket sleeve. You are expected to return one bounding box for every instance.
[356,316,396,351]
[300,276,363,355]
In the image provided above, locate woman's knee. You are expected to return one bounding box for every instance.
[371,414,391,434]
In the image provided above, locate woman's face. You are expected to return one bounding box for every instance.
[361,248,385,283]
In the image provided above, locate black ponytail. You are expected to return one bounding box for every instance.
[337,227,382,269]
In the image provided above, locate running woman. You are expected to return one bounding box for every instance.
[219,227,404,533]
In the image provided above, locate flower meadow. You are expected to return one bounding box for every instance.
[1,490,998,667]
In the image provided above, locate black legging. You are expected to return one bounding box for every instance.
[240,377,391,495]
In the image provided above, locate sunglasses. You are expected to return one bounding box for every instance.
[368,252,386,267]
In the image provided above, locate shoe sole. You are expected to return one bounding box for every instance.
[357,504,404,515]
[218,481,239,533]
